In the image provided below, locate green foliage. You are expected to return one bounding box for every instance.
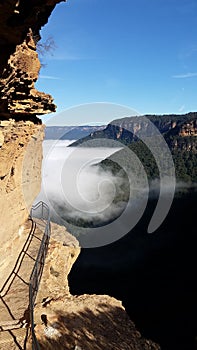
[128,140,159,179]
[72,112,197,183]
[172,150,197,182]
[101,140,197,183]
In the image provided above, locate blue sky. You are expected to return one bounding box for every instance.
[35,0,197,125]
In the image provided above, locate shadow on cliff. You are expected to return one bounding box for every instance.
[0,218,43,330]
[37,303,159,350]
[69,190,197,350]
[0,219,35,325]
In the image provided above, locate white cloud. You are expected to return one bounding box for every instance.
[39,75,62,80]
[172,72,197,78]
[178,104,185,112]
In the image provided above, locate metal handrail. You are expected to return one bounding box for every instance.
[29,201,51,350]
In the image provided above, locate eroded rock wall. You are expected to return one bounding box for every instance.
[0,0,63,76]
[0,30,56,117]
[0,0,63,277]
[0,0,63,118]
[0,120,44,245]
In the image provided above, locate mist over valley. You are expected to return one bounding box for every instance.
[35,117,197,349]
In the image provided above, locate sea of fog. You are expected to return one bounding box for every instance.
[34,140,197,349]
[34,139,181,247]
[36,139,123,210]
[35,140,137,246]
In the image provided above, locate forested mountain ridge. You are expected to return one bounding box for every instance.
[71,112,197,182]
[71,112,197,148]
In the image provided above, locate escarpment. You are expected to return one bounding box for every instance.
[0,1,161,350]
[0,121,44,281]
[0,0,63,286]
[0,0,62,246]
[72,112,197,150]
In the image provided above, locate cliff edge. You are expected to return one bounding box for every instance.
[0,1,160,349]
[29,222,160,350]
[0,0,64,287]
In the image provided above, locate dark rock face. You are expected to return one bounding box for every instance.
[0,0,63,119]
[0,0,63,74]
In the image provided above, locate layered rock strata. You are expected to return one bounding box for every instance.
[0,0,63,118]
[0,0,63,76]
[0,30,56,117]
[0,120,44,287]
[0,0,62,284]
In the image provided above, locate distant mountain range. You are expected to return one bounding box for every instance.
[70,112,197,182]
[44,125,106,140]
[71,112,197,148]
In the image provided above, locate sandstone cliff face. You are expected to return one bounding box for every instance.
[0,30,56,117]
[178,119,197,137]
[0,0,63,76]
[0,0,62,289]
[0,0,63,255]
[35,222,81,301]
[33,294,160,350]
[0,120,44,284]
[106,113,197,144]
[0,0,62,118]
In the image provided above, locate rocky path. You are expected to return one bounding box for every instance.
[0,219,44,350]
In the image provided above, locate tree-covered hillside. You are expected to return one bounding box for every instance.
[71,112,197,183]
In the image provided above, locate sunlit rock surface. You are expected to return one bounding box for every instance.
[0,0,63,287]
[0,30,56,116]
[0,121,44,286]
[33,294,160,350]
[32,225,160,350]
